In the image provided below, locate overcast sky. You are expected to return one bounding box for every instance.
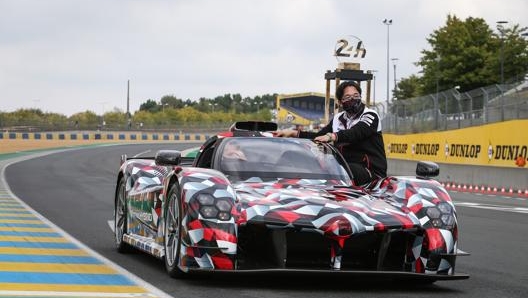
[1,0,526,116]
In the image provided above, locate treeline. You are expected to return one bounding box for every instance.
[393,15,527,100]
[3,15,527,130]
[0,93,276,131]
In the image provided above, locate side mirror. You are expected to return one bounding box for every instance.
[416,161,439,179]
[155,150,182,166]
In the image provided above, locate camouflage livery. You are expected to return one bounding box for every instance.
[113,122,468,281]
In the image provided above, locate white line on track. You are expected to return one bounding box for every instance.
[454,202,528,214]
[109,220,115,233]
[134,150,152,157]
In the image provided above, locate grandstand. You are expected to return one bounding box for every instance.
[275,92,335,129]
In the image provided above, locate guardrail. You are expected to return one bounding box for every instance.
[0,131,210,142]
[380,81,528,134]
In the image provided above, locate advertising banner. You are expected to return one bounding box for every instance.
[384,119,528,168]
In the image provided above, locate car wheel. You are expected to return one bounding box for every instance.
[114,178,131,253]
[164,184,186,278]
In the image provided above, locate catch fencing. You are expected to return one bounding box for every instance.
[377,80,528,134]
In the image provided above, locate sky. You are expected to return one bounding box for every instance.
[1,0,526,116]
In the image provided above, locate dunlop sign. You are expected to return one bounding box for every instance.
[383,120,528,168]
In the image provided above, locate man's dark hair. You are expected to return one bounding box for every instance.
[336,81,362,101]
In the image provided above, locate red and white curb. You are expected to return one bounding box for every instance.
[442,182,528,197]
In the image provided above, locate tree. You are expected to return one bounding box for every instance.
[131,110,155,128]
[103,111,127,129]
[498,24,528,83]
[160,95,185,109]
[413,15,528,95]
[70,111,99,130]
[416,15,496,94]
[139,99,160,112]
[177,106,207,123]
[394,75,422,100]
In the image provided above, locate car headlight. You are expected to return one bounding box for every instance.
[426,202,455,229]
[200,205,219,218]
[197,193,215,205]
[426,206,441,219]
[195,194,232,221]
[437,202,452,213]
[215,199,232,221]
[441,214,456,227]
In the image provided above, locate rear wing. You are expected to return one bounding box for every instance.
[230,121,277,132]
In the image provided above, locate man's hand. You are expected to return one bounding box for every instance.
[314,133,335,143]
[224,150,247,160]
[274,129,298,137]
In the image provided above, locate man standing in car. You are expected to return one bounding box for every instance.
[275,80,387,185]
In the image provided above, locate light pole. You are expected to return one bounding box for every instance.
[497,20,508,86]
[522,32,528,79]
[383,19,393,104]
[435,55,442,94]
[370,70,378,105]
[257,101,263,113]
[99,101,107,129]
[432,56,441,130]
[391,58,399,100]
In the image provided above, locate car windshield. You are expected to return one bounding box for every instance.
[217,137,352,184]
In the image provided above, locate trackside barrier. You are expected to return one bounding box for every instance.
[442,182,528,198]
[0,132,211,142]
[3,128,526,195]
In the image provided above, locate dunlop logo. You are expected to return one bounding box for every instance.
[450,144,481,158]
[414,143,440,156]
[494,145,528,161]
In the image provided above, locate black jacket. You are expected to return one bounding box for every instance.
[298,106,387,178]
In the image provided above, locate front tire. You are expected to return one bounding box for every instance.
[164,184,186,278]
[114,178,131,253]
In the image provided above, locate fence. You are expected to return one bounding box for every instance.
[0,121,234,134]
[378,80,528,134]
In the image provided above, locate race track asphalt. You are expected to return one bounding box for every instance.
[3,144,528,298]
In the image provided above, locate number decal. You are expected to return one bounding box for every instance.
[335,39,351,57]
[354,41,366,58]
[334,36,367,62]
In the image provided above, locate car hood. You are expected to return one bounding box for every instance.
[233,178,421,237]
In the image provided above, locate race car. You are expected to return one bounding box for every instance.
[113,121,468,281]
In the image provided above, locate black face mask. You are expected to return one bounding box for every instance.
[341,98,364,115]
